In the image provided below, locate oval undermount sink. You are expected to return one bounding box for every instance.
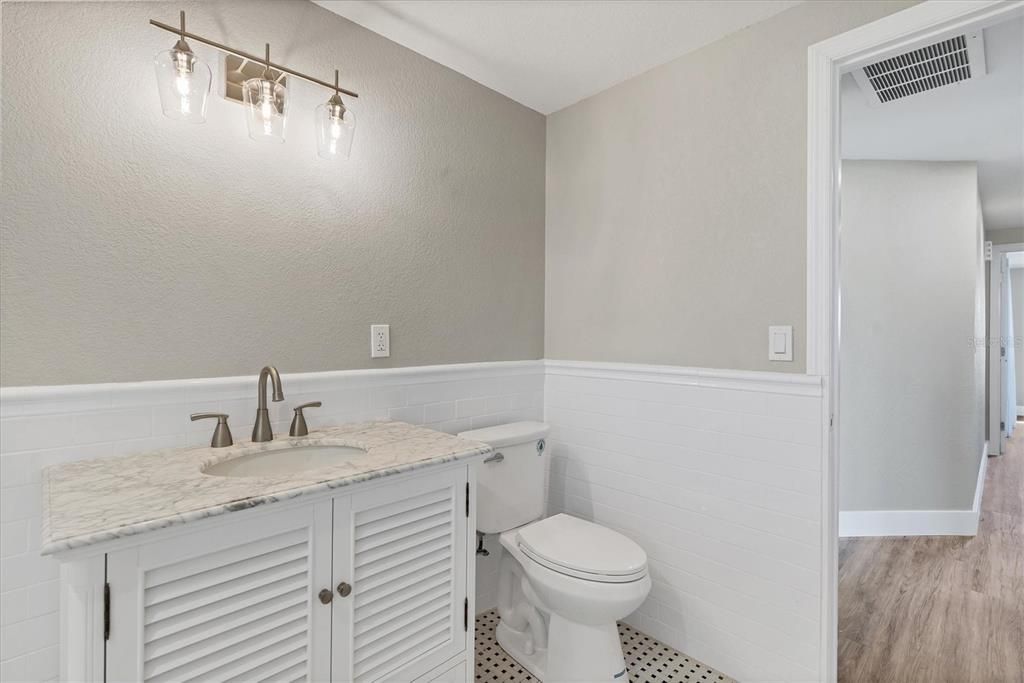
[203,445,368,478]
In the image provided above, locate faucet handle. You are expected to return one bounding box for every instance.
[190,413,234,448]
[289,402,322,437]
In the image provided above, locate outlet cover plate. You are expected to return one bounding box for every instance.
[371,324,390,358]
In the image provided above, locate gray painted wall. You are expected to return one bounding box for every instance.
[989,230,1024,245]
[0,1,545,386]
[544,0,915,373]
[839,161,986,511]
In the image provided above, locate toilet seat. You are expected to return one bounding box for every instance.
[516,514,648,583]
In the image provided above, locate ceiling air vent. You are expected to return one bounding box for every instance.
[853,32,986,104]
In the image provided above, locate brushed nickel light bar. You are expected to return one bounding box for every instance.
[151,10,359,154]
[150,11,359,99]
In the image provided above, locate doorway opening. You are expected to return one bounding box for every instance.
[806,2,1024,681]
[990,244,1024,455]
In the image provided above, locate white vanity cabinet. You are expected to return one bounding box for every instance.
[332,468,470,682]
[63,463,475,683]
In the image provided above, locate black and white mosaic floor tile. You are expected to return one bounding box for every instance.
[474,609,735,683]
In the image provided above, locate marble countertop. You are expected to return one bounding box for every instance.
[40,421,491,556]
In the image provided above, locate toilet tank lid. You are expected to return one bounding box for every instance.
[458,421,549,448]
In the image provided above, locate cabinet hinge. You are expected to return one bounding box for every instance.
[103,582,111,641]
[1001,421,1006,431]
[463,597,469,632]
[465,482,470,518]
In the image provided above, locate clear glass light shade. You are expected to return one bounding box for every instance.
[243,78,287,143]
[153,48,211,123]
[315,101,356,159]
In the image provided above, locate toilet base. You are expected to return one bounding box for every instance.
[496,619,548,681]
[496,613,628,683]
[546,613,628,682]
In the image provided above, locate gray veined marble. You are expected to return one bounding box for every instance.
[40,420,491,555]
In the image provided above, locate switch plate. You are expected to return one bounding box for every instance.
[768,325,793,362]
[370,325,390,358]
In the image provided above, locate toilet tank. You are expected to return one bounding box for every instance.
[459,421,550,534]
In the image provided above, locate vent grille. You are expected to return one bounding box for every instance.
[857,33,985,103]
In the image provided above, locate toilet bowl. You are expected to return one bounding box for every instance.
[459,423,651,683]
[497,514,650,682]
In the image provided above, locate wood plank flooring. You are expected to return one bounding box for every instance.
[838,424,1024,682]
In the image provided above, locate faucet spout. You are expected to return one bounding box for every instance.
[258,366,284,407]
[253,366,284,442]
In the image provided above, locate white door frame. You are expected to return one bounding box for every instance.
[805,1,1024,680]
[990,242,1024,454]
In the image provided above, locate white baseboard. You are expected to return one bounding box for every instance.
[839,441,988,538]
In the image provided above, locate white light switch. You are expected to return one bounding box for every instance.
[768,325,793,362]
[772,332,787,354]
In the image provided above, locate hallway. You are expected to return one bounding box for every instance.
[838,424,1024,682]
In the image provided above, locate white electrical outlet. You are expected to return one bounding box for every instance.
[370,324,390,358]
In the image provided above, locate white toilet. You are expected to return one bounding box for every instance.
[460,422,650,682]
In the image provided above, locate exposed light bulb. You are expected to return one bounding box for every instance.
[175,73,191,97]
[243,75,286,142]
[172,50,193,115]
[154,35,210,124]
[175,74,191,95]
[316,91,354,160]
[329,119,342,155]
[175,73,192,114]
[260,82,275,135]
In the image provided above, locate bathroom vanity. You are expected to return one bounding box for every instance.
[41,421,490,683]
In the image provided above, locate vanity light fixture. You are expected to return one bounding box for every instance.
[316,71,356,159]
[150,11,359,154]
[243,44,287,143]
[152,11,211,123]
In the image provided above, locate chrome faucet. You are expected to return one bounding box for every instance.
[252,366,285,442]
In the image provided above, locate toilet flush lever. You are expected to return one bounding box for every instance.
[476,531,489,556]
[483,451,504,464]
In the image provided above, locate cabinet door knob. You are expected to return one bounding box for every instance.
[318,588,333,605]
[337,582,352,598]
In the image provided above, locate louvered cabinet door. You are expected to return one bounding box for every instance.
[332,467,470,682]
[105,502,334,683]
